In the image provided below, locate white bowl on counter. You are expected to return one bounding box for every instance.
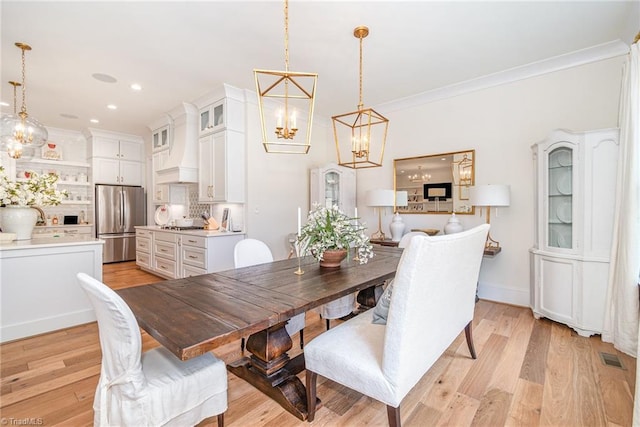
[174,218,194,227]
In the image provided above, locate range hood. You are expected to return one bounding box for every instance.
[154,102,199,184]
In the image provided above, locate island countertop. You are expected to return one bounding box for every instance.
[135,225,245,237]
[0,235,104,252]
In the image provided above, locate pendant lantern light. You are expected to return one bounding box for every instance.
[254,0,318,154]
[333,26,389,169]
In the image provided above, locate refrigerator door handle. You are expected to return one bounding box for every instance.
[120,189,125,230]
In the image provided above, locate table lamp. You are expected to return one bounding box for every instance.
[366,189,395,240]
[469,184,510,255]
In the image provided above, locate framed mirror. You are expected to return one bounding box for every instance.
[394,149,475,214]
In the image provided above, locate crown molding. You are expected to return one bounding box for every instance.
[376,40,630,114]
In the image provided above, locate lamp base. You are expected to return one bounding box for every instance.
[483,246,502,256]
[371,230,386,241]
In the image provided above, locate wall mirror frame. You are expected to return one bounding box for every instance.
[394,149,475,215]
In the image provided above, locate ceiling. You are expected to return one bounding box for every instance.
[1,1,636,138]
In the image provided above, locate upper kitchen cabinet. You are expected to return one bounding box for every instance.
[198,130,245,203]
[85,128,144,186]
[195,84,245,136]
[149,113,172,153]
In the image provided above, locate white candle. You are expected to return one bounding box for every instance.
[297,207,301,236]
[291,111,297,129]
[276,110,283,128]
[354,207,358,226]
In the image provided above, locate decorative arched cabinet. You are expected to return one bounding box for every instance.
[310,163,356,216]
[530,128,619,337]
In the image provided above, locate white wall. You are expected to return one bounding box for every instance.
[355,55,626,306]
[243,91,333,260]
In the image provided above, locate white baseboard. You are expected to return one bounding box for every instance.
[0,309,96,344]
[477,280,530,307]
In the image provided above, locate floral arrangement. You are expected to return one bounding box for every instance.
[0,166,68,207]
[299,203,374,264]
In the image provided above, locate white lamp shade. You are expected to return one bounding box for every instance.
[366,189,396,207]
[469,184,511,207]
[395,191,408,207]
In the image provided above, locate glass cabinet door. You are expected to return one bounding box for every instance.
[548,147,572,249]
[324,171,340,208]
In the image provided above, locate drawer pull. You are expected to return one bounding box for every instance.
[188,240,197,243]
[160,265,167,270]
[188,255,198,259]
[160,249,167,252]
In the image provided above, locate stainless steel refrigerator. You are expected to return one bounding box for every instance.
[95,184,145,263]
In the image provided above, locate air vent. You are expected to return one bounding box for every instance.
[599,352,625,369]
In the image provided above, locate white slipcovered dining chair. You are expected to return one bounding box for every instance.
[234,238,306,350]
[304,224,490,426]
[77,273,228,427]
[397,230,427,249]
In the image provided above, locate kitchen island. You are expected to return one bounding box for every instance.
[135,226,245,279]
[0,235,104,343]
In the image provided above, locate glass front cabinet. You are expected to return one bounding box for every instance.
[310,163,356,216]
[530,128,619,336]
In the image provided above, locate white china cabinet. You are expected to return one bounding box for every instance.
[310,163,356,215]
[86,128,144,186]
[530,128,619,336]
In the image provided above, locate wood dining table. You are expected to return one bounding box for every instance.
[117,245,402,421]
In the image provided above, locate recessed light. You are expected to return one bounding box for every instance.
[90,119,100,124]
[60,113,78,119]
[107,104,117,110]
[92,73,117,83]
[130,83,142,91]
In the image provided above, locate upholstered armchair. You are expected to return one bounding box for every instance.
[304,224,489,426]
[77,273,228,427]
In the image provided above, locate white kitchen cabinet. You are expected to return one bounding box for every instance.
[152,125,170,152]
[136,227,244,279]
[198,130,245,203]
[135,228,153,270]
[530,128,619,337]
[86,129,144,186]
[92,157,143,186]
[310,163,356,215]
[197,87,245,137]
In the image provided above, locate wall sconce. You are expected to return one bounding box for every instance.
[469,184,510,255]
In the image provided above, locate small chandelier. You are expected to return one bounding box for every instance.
[410,165,431,183]
[254,0,317,154]
[0,43,48,159]
[333,26,389,169]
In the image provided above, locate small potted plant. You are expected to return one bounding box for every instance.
[299,203,373,267]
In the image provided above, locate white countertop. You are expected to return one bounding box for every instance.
[0,235,104,251]
[135,225,245,237]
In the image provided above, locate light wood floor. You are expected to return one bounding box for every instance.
[0,261,635,426]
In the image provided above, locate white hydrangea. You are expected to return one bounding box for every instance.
[0,167,68,207]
